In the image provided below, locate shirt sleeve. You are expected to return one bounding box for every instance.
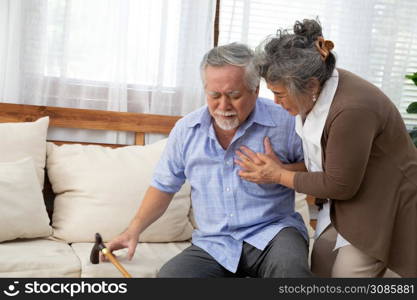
[287,116,304,163]
[150,121,186,194]
[294,108,380,200]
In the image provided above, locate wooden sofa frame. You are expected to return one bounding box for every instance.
[0,103,180,147]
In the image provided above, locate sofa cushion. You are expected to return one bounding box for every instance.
[0,157,52,242]
[0,238,80,277]
[0,117,49,187]
[295,192,314,238]
[71,242,191,277]
[47,138,193,243]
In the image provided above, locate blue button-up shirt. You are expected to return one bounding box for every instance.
[151,98,308,273]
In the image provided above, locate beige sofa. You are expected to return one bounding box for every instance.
[0,103,312,278]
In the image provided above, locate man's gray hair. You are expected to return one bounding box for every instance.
[200,43,260,92]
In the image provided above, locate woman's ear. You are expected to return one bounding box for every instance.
[307,77,321,95]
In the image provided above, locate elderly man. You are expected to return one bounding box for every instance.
[106,43,312,277]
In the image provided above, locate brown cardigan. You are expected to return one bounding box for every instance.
[294,69,417,277]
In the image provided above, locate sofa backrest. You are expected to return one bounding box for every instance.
[0,103,180,146]
[0,102,315,234]
[0,102,181,219]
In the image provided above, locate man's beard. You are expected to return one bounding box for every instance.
[213,109,239,130]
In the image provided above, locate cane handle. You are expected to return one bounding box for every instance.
[102,248,132,278]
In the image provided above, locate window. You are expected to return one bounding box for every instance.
[45,0,181,88]
[219,0,417,128]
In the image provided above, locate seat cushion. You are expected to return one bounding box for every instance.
[295,192,315,238]
[71,242,191,278]
[0,238,80,277]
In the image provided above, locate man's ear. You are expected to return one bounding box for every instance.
[254,85,260,96]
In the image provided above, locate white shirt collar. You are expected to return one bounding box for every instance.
[295,69,339,148]
[295,69,339,172]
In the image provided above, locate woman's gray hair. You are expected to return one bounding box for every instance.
[255,19,336,97]
[200,42,260,92]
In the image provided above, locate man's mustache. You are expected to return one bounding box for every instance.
[214,110,237,117]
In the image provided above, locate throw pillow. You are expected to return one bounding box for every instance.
[0,117,49,187]
[0,157,53,242]
[47,139,193,243]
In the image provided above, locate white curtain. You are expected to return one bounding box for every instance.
[0,0,215,143]
[219,0,417,128]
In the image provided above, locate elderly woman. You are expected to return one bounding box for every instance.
[236,19,417,277]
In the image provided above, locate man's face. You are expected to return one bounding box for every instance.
[204,65,258,131]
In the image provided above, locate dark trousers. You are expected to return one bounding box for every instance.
[158,227,312,278]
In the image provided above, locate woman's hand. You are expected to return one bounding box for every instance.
[235,136,286,184]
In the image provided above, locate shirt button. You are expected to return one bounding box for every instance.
[226,161,232,166]
[226,187,230,192]
[230,213,234,217]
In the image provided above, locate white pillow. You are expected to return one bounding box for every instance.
[0,157,53,242]
[47,139,193,243]
[0,117,49,187]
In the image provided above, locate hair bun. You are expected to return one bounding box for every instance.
[293,19,323,43]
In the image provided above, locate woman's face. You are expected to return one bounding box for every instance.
[266,81,313,117]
